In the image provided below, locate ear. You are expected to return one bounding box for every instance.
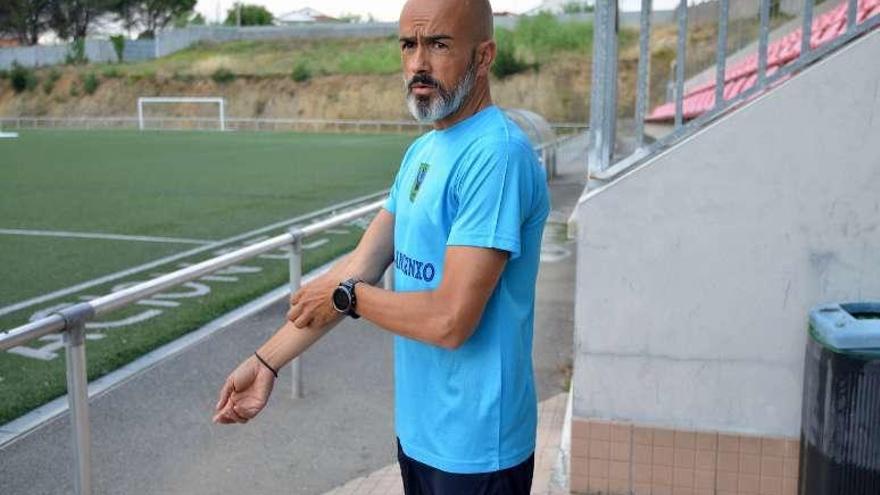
[475,40,496,78]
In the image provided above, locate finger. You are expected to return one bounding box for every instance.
[287,302,303,323]
[213,411,235,424]
[219,402,249,424]
[233,402,259,421]
[290,290,302,305]
[294,313,312,329]
[213,405,236,424]
[215,377,233,411]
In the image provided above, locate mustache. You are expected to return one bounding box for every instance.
[407,74,441,90]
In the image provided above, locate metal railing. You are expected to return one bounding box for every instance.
[0,116,589,136]
[0,199,385,495]
[587,0,880,182]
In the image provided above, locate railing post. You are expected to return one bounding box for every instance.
[673,0,688,129]
[288,228,303,399]
[59,303,96,495]
[587,0,620,178]
[634,0,653,149]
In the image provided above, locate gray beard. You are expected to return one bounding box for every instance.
[405,59,478,124]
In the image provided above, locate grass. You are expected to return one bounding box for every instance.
[0,129,414,424]
[0,131,410,240]
[0,237,184,306]
[90,36,403,80]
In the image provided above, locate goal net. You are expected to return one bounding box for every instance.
[137,97,226,131]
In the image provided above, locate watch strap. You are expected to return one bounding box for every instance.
[342,278,362,319]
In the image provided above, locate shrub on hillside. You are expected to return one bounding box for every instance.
[82,73,100,95]
[43,69,62,94]
[514,12,592,55]
[102,67,123,78]
[10,63,38,93]
[0,69,8,80]
[291,61,311,82]
[562,2,594,14]
[492,31,532,79]
[172,71,195,82]
[211,68,235,84]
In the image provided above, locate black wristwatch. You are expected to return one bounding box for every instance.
[332,278,363,319]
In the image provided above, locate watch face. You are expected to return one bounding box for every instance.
[332,287,350,312]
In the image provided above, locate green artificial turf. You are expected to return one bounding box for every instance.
[0,130,410,238]
[0,129,412,424]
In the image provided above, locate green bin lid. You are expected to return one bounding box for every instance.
[809,302,880,357]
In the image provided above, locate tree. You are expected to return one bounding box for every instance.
[0,0,53,45]
[49,0,116,41]
[111,0,196,38]
[223,3,273,27]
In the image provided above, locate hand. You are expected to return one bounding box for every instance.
[287,272,345,329]
[213,356,275,424]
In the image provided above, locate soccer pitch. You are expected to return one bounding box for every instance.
[0,129,413,424]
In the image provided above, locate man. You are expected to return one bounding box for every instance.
[213,0,550,493]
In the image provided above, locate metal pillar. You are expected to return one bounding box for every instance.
[586,0,620,178]
[288,228,303,399]
[634,0,653,149]
[59,303,96,495]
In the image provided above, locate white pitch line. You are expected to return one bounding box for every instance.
[0,189,389,318]
[0,228,212,245]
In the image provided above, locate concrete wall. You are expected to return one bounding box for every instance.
[0,39,155,69]
[571,28,880,438]
[153,23,399,57]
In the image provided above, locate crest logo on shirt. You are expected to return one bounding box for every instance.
[409,162,430,202]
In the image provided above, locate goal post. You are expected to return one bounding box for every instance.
[137,97,226,131]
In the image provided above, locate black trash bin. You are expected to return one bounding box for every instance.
[799,302,880,495]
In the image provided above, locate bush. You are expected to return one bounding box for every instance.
[81,73,100,95]
[514,12,592,56]
[224,4,274,26]
[492,32,531,79]
[172,71,195,82]
[291,61,311,82]
[110,35,126,63]
[102,67,123,78]
[562,2,594,14]
[65,39,88,65]
[10,63,38,93]
[211,68,236,84]
[43,69,62,94]
[0,69,8,80]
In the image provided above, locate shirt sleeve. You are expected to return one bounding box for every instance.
[446,139,537,261]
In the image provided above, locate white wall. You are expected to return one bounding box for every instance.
[571,28,880,437]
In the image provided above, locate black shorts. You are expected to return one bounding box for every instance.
[396,439,534,495]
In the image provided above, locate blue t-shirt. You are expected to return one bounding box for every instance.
[383,105,550,473]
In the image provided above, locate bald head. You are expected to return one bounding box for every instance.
[399,0,497,126]
[400,0,494,43]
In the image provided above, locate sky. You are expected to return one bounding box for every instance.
[194,1,687,24]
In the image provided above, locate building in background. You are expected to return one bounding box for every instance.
[276,7,340,25]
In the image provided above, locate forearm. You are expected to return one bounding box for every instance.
[336,210,395,284]
[257,318,342,372]
[356,284,459,349]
